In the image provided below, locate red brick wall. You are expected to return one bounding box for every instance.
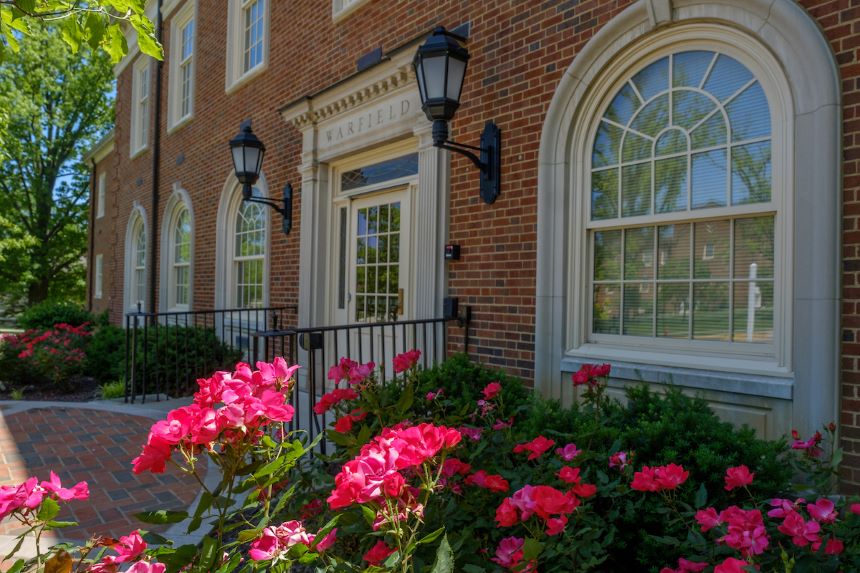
[88,148,119,317]
[90,0,860,491]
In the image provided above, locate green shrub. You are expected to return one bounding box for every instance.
[18,300,95,330]
[98,379,126,399]
[284,355,797,573]
[83,325,125,382]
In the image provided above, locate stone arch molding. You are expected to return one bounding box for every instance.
[159,184,195,311]
[535,0,840,436]
[123,201,149,313]
[214,170,270,310]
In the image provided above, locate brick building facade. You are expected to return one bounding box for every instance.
[85,0,860,493]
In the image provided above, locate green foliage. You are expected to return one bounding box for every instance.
[97,379,125,399]
[0,1,161,63]
[82,323,243,391]
[0,23,114,305]
[18,300,94,330]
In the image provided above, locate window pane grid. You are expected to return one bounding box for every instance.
[243,0,264,73]
[234,200,265,308]
[591,216,773,343]
[591,51,771,223]
[354,202,400,323]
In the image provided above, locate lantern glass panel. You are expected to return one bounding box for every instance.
[422,54,448,99]
[446,57,466,101]
[244,145,261,177]
[231,146,245,174]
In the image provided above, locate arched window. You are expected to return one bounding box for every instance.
[125,207,148,312]
[536,6,840,438]
[233,199,266,308]
[588,50,775,351]
[215,176,269,312]
[171,207,192,309]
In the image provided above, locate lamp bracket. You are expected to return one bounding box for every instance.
[433,121,501,204]
[242,183,293,234]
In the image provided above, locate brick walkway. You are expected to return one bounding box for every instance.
[0,404,205,542]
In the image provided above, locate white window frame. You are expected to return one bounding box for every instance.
[332,0,371,22]
[215,173,270,311]
[225,0,269,94]
[96,172,106,219]
[130,58,151,157]
[94,254,104,299]
[570,37,790,376]
[582,46,783,363]
[159,186,195,312]
[168,1,196,132]
[124,205,149,313]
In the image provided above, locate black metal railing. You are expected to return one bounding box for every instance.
[124,305,297,402]
[253,311,472,449]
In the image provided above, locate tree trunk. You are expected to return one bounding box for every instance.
[27,276,50,306]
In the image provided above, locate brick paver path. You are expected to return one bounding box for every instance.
[0,406,204,541]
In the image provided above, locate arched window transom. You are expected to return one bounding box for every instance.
[588,50,775,346]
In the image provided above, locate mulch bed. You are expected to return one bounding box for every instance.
[0,376,101,402]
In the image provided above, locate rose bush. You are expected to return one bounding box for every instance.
[1,354,859,573]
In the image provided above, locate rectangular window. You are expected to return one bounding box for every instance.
[169,4,195,129]
[94,254,103,299]
[332,0,371,21]
[96,172,106,219]
[243,0,264,73]
[226,0,268,91]
[130,58,151,155]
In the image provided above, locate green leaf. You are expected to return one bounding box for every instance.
[360,505,376,526]
[429,534,454,573]
[196,535,219,572]
[136,510,188,524]
[45,520,78,529]
[461,566,485,573]
[142,532,171,545]
[129,14,162,60]
[694,483,708,509]
[155,544,198,573]
[5,559,25,573]
[522,538,543,561]
[37,497,60,522]
[417,527,445,546]
[326,428,355,446]
[395,382,414,416]
[105,24,128,63]
[188,491,213,534]
[237,528,263,543]
[84,12,105,50]
[3,532,27,562]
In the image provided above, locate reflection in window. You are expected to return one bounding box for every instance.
[341,154,419,191]
[588,50,774,347]
[592,217,774,342]
[234,199,266,308]
[172,208,191,308]
[591,51,771,221]
[354,201,401,322]
[133,221,147,308]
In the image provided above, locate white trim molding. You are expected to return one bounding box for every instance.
[159,185,195,312]
[535,0,840,438]
[332,0,371,23]
[225,0,270,94]
[123,202,149,313]
[280,44,448,331]
[214,170,271,310]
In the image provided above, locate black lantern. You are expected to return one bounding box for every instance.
[228,122,293,234]
[413,27,502,204]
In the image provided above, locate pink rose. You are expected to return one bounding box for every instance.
[363,540,395,565]
[724,465,755,491]
[714,558,752,573]
[513,436,556,460]
[393,350,421,373]
[490,536,525,569]
[482,382,502,400]
[806,498,837,523]
[555,443,581,461]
